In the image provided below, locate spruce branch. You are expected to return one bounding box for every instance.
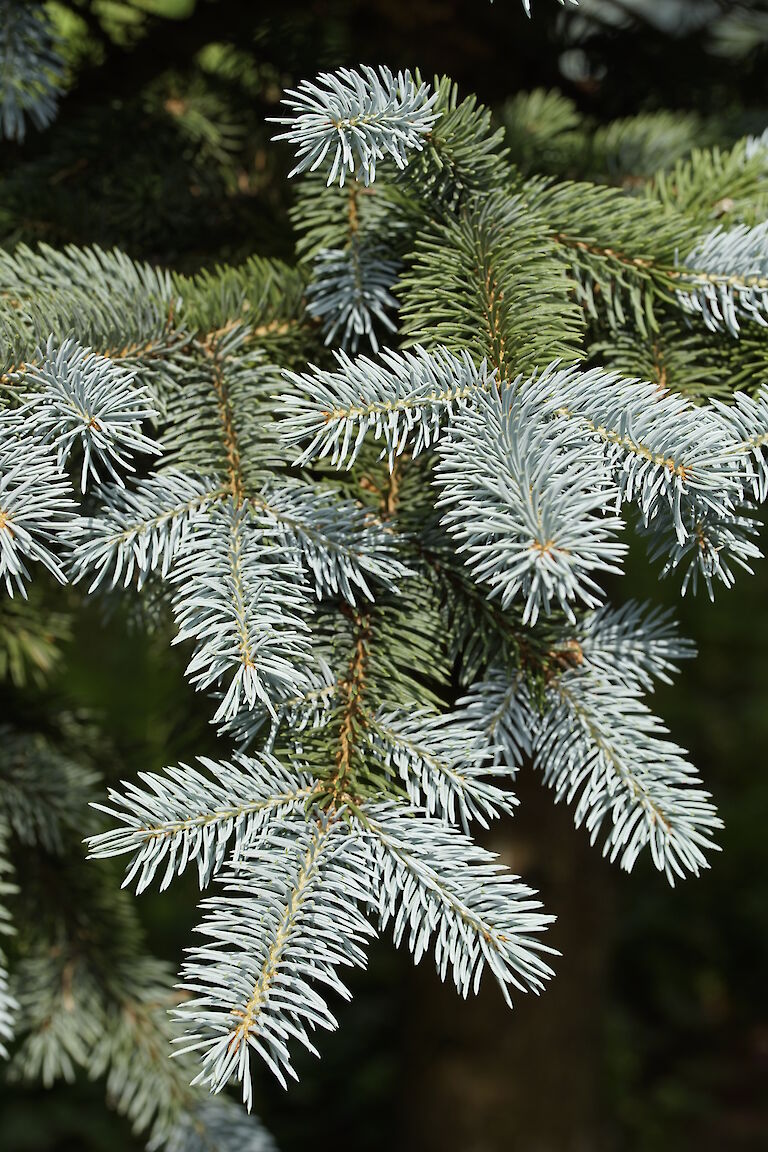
[435,381,625,625]
[71,471,225,593]
[328,605,372,806]
[589,316,734,402]
[281,344,493,469]
[290,170,403,267]
[6,50,765,1124]
[21,337,161,491]
[0,245,179,372]
[643,501,762,599]
[500,88,585,177]
[528,179,697,334]
[9,839,279,1150]
[457,671,534,773]
[271,66,440,188]
[255,479,411,605]
[715,384,768,501]
[173,256,311,372]
[10,949,103,1087]
[549,364,744,544]
[87,753,315,893]
[578,600,696,691]
[362,705,516,829]
[533,663,722,883]
[87,958,191,1144]
[398,190,585,374]
[175,815,376,1103]
[169,500,316,723]
[365,802,555,1002]
[0,420,78,597]
[306,243,400,353]
[395,76,510,207]
[157,328,288,494]
[678,221,768,335]
[8,866,164,1098]
[648,139,767,225]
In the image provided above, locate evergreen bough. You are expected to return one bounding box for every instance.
[2,7,768,1150]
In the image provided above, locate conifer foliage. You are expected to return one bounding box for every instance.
[0,1,64,143]
[2,3,768,1149]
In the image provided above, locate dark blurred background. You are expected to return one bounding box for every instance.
[1,2,767,1150]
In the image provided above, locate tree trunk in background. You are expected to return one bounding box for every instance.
[402,770,614,1152]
